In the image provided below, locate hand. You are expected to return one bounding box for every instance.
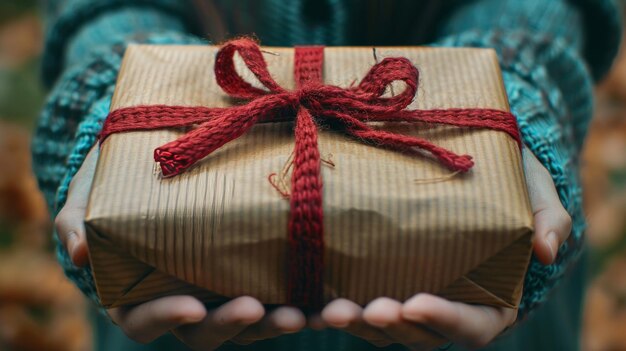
[523,148,572,265]
[54,146,306,350]
[316,149,572,350]
[107,296,305,349]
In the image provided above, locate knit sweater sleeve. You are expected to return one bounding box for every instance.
[35,1,204,304]
[433,0,621,318]
[41,0,200,87]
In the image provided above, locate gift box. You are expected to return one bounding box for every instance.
[85,40,533,309]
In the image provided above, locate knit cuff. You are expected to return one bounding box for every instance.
[434,29,593,319]
[65,8,188,71]
[437,0,621,81]
[33,31,205,306]
[42,0,200,87]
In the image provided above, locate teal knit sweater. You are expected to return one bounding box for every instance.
[34,1,621,350]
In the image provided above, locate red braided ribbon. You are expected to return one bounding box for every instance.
[100,38,521,310]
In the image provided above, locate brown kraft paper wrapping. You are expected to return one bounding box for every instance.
[85,44,534,309]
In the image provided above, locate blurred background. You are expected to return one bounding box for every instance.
[0,1,625,351]
[0,1,91,351]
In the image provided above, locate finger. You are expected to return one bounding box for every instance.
[54,207,90,267]
[53,145,99,267]
[173,296,264,350]
[230,306,306,345]
[402,294,516,350]
[108,295,207,344]
[363,297,447,350]
[523,149,572,265]
[321,298,393,347]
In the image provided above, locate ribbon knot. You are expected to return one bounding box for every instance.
[99,38,521,310]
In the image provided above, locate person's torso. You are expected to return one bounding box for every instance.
[193,0,462,46]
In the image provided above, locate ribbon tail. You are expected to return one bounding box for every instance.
[154,105,263,177]
[354,128,474,172]
[320,110,474,172]
[288,107,324,311]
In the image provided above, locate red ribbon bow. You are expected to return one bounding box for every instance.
[100,38,521,310]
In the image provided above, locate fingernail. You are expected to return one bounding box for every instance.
[180,315,205,325]
[546,231,559,262]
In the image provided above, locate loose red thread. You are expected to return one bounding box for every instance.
[99,38,521,310]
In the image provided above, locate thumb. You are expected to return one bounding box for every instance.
[523,149,572,265]
[54,145,99,267]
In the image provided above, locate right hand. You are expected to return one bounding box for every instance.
[54,145,308,350]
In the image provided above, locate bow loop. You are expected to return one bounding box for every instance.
[215,38,286,99]
[354,57,418,109]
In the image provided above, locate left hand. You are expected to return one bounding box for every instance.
[314,149,572,350]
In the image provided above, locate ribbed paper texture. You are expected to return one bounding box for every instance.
[85,45,533,308]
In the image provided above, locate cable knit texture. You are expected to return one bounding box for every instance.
[33,0,621,350]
